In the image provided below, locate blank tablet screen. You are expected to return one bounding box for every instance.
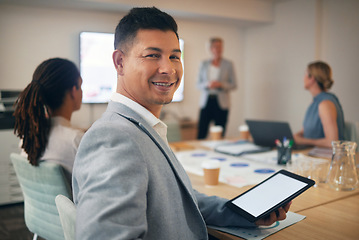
[226,170,315,222]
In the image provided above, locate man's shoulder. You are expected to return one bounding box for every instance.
[90,109,136,133]
[80,103,134,138]
[95,101,139,124]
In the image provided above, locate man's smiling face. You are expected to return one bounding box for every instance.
[114,29,183,116]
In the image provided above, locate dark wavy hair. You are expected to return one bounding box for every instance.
[114,7,178,51]
[13,58,80,166]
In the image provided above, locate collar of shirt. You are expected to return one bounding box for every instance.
[110,93,168,145]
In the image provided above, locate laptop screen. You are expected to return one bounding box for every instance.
[245,120,295,148]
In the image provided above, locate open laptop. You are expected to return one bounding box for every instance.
[245,119,311,150]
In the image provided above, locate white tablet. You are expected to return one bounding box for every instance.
[226,169,315,222]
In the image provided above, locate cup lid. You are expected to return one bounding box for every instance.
[210,125,223,132]
[239,124,249,132]
[202,160,221,169]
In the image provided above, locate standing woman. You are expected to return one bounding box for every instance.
[14,58,84,181]
[196,37,237,139]
[294,61,345,148]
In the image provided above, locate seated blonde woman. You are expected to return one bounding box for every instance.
[294,61,345,148]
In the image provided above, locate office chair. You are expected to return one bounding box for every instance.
[55,194,76,240]
[165,120,182,142]
[10,153,72,240]
[344,121,358,145]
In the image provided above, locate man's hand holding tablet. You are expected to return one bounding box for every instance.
[255,201,292,226]
[226,170,315,224]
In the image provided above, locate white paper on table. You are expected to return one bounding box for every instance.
[199,140,231,149]
[241,150,278,164]
[208,211,306,240]
[175,150,283,188]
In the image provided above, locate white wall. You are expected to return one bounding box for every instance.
[320,0,359,124]
[0,5,122,127]
[244,0,359,133]
[244,0,317,131]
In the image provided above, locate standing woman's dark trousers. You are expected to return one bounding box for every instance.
[197,95,228,139]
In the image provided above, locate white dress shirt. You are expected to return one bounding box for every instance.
[110,92,168,145]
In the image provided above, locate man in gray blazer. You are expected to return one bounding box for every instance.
[72,7,290,240]
[197,38,237,139]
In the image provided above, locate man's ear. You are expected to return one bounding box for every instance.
[113,49,125,76]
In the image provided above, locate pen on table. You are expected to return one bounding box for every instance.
[276,139,284,164]
[283,137,289,147]
[288,139,294,148]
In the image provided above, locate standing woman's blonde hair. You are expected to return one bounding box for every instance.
[307,61,334,91]
[13,58,81,166]
[209,37,223,46]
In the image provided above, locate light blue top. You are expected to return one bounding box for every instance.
[303,92,345,140]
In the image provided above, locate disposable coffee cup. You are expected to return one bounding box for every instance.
[210,125,223,140]
[202,160,221,186]
[238,125,250,140]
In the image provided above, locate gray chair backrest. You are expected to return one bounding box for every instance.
[55,194,76,240]
[10,153,72,240]
[344,121,358,151]
[165,120,182,142]
[344,121,358,142]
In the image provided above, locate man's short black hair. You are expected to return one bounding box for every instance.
[114,7,179,50]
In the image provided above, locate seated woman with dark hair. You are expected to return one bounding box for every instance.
[14,58,84,181]
[294,61,345,148]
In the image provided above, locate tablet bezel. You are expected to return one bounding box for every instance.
[225,169,315,222]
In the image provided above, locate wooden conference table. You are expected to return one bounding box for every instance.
[170,140,359,240]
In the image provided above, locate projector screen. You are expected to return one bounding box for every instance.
[80,32,184,103]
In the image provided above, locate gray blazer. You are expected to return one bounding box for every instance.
[72,101,254,240]
[197,59,237,109]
